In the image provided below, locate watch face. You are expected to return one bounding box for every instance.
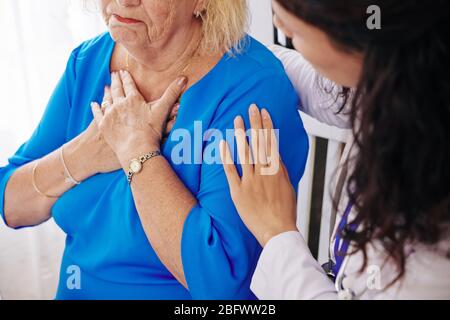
[130,160,142,174]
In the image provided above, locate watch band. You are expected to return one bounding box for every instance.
[127,150,161,184]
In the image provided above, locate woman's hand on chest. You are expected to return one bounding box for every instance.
[91,70,187,168]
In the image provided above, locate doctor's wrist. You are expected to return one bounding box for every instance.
[260,225,299,248]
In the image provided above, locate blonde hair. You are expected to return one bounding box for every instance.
[201,0,249,54]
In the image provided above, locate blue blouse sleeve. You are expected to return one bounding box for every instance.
[0,47,79,227]
[181,68,309,299]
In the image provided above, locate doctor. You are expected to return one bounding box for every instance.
[219,0,450,299]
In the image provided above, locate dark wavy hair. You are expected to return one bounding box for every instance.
[277,0,450,284]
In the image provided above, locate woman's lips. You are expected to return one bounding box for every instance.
[112,14,141,24]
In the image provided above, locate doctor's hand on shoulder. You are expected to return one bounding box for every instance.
[220,104,298,247]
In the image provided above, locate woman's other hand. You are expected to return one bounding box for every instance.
[91,71,187,166]
[220,105,299,247]
[65,99,122,180]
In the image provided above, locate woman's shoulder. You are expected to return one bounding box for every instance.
[72,32,114,59]
[222,36,293,85]
[67,32,114,69]
[238,36,287,72]
[63,32,114,82]
[209,36,299,113]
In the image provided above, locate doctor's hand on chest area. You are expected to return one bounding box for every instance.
[90,70,187,168]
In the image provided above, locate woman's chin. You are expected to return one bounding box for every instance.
[109,29,142,46]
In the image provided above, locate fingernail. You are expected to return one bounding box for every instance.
[261,108,269,119]
[177,76,187,87]
[174,103,180,111]
[250,104,258,115]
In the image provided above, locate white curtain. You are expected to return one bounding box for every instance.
[0,0,105,300]
[0,0,272,300]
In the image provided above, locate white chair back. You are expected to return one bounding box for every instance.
[297,112,350,264]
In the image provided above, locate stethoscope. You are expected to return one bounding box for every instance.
[334,255,356,300]
[324,141,369,300]
[323,240,359,299]
[328,200,371,300]
[332,201,358,300]
[323,238,358,300]
[333,249,373,300]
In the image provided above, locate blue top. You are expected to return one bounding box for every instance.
[0,33,309,300]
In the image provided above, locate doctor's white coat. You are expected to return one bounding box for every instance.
[250,46,450,300]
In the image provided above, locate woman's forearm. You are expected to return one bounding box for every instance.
[118,144,197,289]
[92,72,197,288]
[4,137,96,228]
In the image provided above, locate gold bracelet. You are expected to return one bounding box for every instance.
[126,150,162,184]
[60,145,81,185]
[32,161,59,199]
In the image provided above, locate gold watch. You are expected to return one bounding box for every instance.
[127,150,161,184]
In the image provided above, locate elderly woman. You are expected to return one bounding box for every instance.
[0,0,308,299]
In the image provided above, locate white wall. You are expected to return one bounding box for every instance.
[248,0,274,45]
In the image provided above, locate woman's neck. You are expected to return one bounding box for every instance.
[111,22,223,102]
[125,22,204,80]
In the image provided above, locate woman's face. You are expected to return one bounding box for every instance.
[100,0,200,47]
[272,0,363,88]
